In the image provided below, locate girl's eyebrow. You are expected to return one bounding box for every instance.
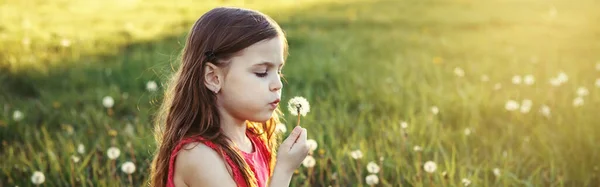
[252,61,284,68]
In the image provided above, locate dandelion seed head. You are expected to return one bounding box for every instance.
[424,161,437,173]
[121,161,136,174]
[366,161,380,174]
[13,110,24,121]
[287,96,310,116]
[577,87,589,97]
[306,139,318,152]
[462,178,472,186]
[71,155,80,163]
[540,105,551,118]
[431,106,439,115]
[400,121,408,129]
[302,155,316,168]
[493,168,501,177]
[454,67,465,77]
[350,150,363,159]
[464,128,472,136]
[102,96,114,108]
[573,97,584,107]
[107,147,121,160]
[146,81,158,92]
[413,146,423,152]
[366,174,379,185]
[77,144,85,154]
[557,72,568,83]
[505,100,520,111]
[524,74,535,85]
[31,171,45,185]
[512,75,522,85]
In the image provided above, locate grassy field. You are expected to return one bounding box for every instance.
[2,0,600,186]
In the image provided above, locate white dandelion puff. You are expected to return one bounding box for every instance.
[549,78,561,87]
[287,96,310,116]
[493,168,501,177]
[454,67,465,77]
[512,75,522,85]
[505,100,520,111]
[524,74,535,85]
[71,155,81,163]
[350,150,363,159]
[413,146,423,152]
[31,171,45,185]
[302,155,316,168]
[146,81,158,92]
[540,105,551,118]
[431,106,439,115]
[365,174,379,185]
[520,99,532,114]
[77,144,85,154]
[400,121,408,129]
[557,72,568,83]
[306,139,318,152]
[573,97,584,107]
[275,123,287,133]
[107,147,121,160]
[481,75,490,82]
[423,161,437,173]
[464,128,472,136]
[366,161,380,174]
[102,96,114,108]
[121,161,136,174]
[60,39,71,47]
[13,110,24,121]
[462,178,472,186]
[577,87,589,97]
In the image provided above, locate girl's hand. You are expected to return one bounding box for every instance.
[275,126,309,173]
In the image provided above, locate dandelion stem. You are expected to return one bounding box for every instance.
[128,174,133,187]
[70,162,76,187]
[296,106,301,127]
[417,153,422,186]
[428,174,433,187]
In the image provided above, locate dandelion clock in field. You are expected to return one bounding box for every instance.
[146,81,158,92]
[302,155,316,168]
[462,178,472,186]
[287,96,310,126]
[102,96,114,108]
[366,161,380,173]
[306,139,318,153]
[121,161,136,174]
[13,110,24,121]
[107,147,121,160]
[31,171,45,185]
[424,161,437,173]
[350,149,363,159]
[365,174,379,186]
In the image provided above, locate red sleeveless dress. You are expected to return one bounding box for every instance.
[166,132,272,187]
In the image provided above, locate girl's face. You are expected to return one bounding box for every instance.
[209,36,285,123]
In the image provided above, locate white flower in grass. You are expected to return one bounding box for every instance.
[102,96,114,108]
[400,121,408,129]
[366,161,380,174]
[464,128,472,136]
[146,81,158,92]
[505,100,519,111]
[423,161,437,173]
[302,155,315,168]
[121,161,136,174]
[577,87,589,97]
[77,144,85,154]
[493,83,502,90]
[13,110,24,121]
[365,174,379,185]
[520,99,532,114]
[454,67,465,77]
[512,75,522,85]
[107,147,121,160]
[31,171,45,185]
[549,78,562,87]
[540,105,551,118]
[350,150,363,159]
[60,39,71,47]
[462,178,472,186]
[275,123,287,133]
[573,97,584,107]
[431,106,439,115]
[596,79,600,88]
[71,155,81,163]
[306,139,318,152]
[493,168,501,177]
[481,75,489,82]
[524,74,535,85]
[287,96,310,116]
[557,72,568,83]
[413,146,423,152]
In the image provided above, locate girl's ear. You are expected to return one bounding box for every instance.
[203,62,222,94]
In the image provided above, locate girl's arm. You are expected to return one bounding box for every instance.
[268,126,310,187]
[175,143,237,187]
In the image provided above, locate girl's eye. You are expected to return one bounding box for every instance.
[255,72,268,77]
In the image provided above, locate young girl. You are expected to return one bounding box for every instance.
[149,7,310,187]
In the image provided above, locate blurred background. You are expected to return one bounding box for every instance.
[1,0,599,186]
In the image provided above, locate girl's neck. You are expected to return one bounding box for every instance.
[219,111,253,153]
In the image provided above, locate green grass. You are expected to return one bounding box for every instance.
[2,0,600,186]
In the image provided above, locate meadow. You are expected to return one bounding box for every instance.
[1,0,600,186]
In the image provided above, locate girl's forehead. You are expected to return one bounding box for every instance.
[233,37,285,67]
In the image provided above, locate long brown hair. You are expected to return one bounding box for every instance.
[150,7,288,187]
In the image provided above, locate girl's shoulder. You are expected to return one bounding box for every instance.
[173,140,238,187]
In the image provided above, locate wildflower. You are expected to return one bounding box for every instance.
[121,161,136,174]
[350,150,363,159]
[413,146,423,152]
[505,100,519,111]
[493,168,501,177]
[557,72,568,83]
[549,78,562,87]
[302,155,316,168]
[146,81,158,92]
[366,161,380,173]
[365,174,379,185]
[275,123,287,133]
[431,106,439,115]
[462,178,472,186]
[573,97,584,107]
[107,147,121,160]
[13,110,24,121]
[306,139,318,152]
[464,128,471,136]
[60,39,71,47]
[423,161,437,173]
[77,144,85,154]
[71,155,81,163]
[287,96,310,116]
[454,67,465,77]
[512,75,522,85]
[577,87,589,97]
[102,96,114,108]
[540,105,551,118]
[400,121,408,129]
[520,99,532,114]
[31,171,45,185]
[524,74,535,85]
